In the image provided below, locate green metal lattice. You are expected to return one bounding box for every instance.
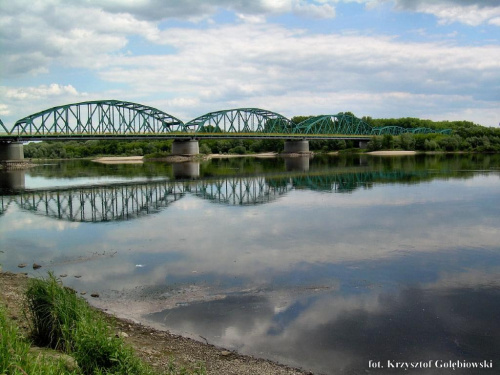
[10,100,185,136]
[185,108,293,134]
[4,100,452,138]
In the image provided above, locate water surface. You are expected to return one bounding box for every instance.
[1,154,499,374]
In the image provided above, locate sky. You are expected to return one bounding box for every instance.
[1,0,499,128]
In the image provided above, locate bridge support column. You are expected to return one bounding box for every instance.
[283,140,309,154]
[0,169,26,190]
[171,140,199,156]
[173,162,200,179]
[0,142,24,161]
[358,140,369,149]
[284,156,310,172]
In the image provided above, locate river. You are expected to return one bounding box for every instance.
[1,153,499,374]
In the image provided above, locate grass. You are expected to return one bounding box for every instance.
[18,272,205,375]
[0,305,76,374]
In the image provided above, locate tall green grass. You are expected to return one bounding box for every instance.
[23,273,206,375]
[25,272,159,374]
[0,305,76,374]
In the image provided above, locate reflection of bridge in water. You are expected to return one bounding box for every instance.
[0,169,431,222]
[0,177,291,221]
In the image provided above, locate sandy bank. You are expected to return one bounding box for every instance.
[92,156,144,164]
[207,152,278,159]
[367,150,417,156]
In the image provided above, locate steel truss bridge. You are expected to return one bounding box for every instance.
[0,100,451,141]
[0,170,430,222]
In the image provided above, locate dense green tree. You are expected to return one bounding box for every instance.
[290,116,314,124]
[22,115,500,159]
[400,133,416,150]
[367,136,383,151]
[199,143,211,154]
[382,134,394,149]
[424,139,439,151]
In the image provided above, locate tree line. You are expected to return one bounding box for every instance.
[23,116,500,159]
[362,117,500,152]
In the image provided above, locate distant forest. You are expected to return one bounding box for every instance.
[23,116,500,159]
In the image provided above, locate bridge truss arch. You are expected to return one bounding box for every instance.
[185,108,293,134]
[0,118,8,134]
[294,114,373,135]
[370,126,453,136]
[10,100,185,136]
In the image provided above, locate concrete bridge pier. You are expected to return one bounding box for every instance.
[0,169,26,190]
[284,140,309,154]
[284,156,310,172]
[171,139,199,155]
[173,162,200,179]
[358,140,369,149]
[0,142,24,161]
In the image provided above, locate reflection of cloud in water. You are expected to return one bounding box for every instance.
[102,187,500,278]
[146,285,500,374]
[0,205,80,233]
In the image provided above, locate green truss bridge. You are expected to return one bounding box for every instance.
[0,99,451,161]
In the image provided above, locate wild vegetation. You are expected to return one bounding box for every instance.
[0,273,205,375]
[362,117,500,152]
[1,305,74,374]
[22,116,500,159]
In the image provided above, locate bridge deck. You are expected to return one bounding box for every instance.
[0,132,371,142]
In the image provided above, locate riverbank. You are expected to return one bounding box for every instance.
[92,156,145,164]
[96,153,280,164]
[0,272,306,375]
[208,152,278,159]
[366,150,417,156]
[91,151,419,164]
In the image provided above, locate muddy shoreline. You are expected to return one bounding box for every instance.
[0,271,308,375]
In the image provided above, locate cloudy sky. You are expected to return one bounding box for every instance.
[1,0,499,128]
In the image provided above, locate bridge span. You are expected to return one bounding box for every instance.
[0,100,451,162]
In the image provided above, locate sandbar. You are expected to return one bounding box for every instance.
[367,150,417,156]
[92,156,144,164]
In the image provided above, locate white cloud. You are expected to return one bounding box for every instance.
[293,2,336,18]
[388,0,500,26]
[420,4,500,26]
[0,0,338,76]
[95,23,499,124]
[0,1,160,76]
[88,0,338,20]
[0,84,88,126]
[4,84,81,101]
[0,0,499,127]
[0,104,10,117]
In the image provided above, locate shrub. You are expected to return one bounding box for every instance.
[382,134,394,149]
[424,139,439,151]
[367,136,383,151]
[199,143,212,154]
[400,133,416,150]
[229,145,247,154]
[25,273,157,375]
